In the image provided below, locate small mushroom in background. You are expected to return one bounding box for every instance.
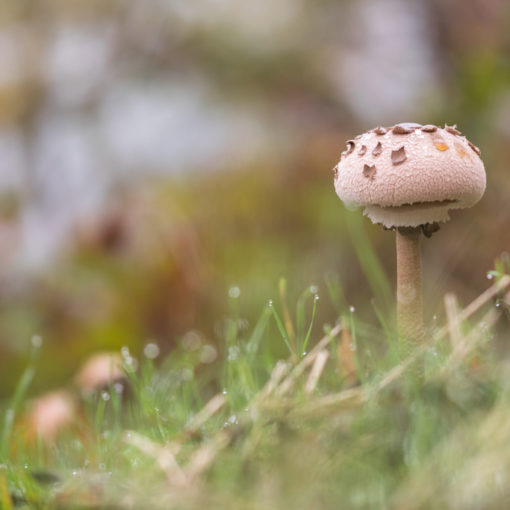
[75,352,126,398]
[333,123,486,342]
[25,390,76,442]
[20,352,129,446]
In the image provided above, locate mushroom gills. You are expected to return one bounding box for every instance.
[363,200,458,228]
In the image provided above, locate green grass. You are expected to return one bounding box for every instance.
[2,265,510,509]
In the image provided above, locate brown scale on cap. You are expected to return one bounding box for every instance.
[374,126,388,135]
[372,142,382,157]
[392,123,422,135]
[358,145,367,156]
[392,125,413,135]
[333,166,339,179]
[421,125,437,133]
[342,140,355,156]
[468,140,481,156]
[445,124,461,136]
[363,164,376,180]
[391,146,407,165]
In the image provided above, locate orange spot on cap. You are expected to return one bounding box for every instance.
[454,141,471,160]
[434,142,448,151]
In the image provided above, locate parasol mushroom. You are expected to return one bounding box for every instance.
[333,123,486,343]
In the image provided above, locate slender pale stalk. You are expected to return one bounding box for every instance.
[396,227,424,343]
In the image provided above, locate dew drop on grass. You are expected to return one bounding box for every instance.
[222,389,228,395]
[200,345,217,364]
[238,318,250,331]
[228,346,240,361]
[229,286,241,299]
[101,392,110,402]
[268,299,273,307]
[302,351,307,356]
[310,285,319,294]
[487,272,494,280]
[314,295,319,302]
[433,315,437,321]
[181,368,193,381]
[182,330,202,351]
[114,383,124,394]
[228,415,238,425]
[31,335,42,348]
[124,356,138,371]
[144,343,160,359]
[349,306,356,313]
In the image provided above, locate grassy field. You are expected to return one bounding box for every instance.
[1,2,510,508]
[2,256,510,509]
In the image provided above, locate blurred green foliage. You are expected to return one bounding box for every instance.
[0,0,509,394]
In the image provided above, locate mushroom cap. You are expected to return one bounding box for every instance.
[27,390,76,440]
[333,123,486,227]
[75,352,124,395]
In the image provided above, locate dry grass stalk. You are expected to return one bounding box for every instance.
[337,318,357,384]
[288,387,366,419]
[123,431,186,486]
[257,360,291,401]
[185,393,226,434]
[432,275,510,343]
[440,307,500,376]
[275,324,342,397]
[444,292,462,350]
[304,349,329,394]
[184,431,231,482]
[458,275,510,322]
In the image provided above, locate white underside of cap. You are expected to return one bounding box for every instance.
[363,202,458,228]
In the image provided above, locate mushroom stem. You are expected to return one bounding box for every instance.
[396,227,424,343]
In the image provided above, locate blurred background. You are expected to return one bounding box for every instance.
[0,0,509,395]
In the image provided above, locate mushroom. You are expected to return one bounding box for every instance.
[75,352,125,397]
[333,123,486,342]
[25,390,76,442]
